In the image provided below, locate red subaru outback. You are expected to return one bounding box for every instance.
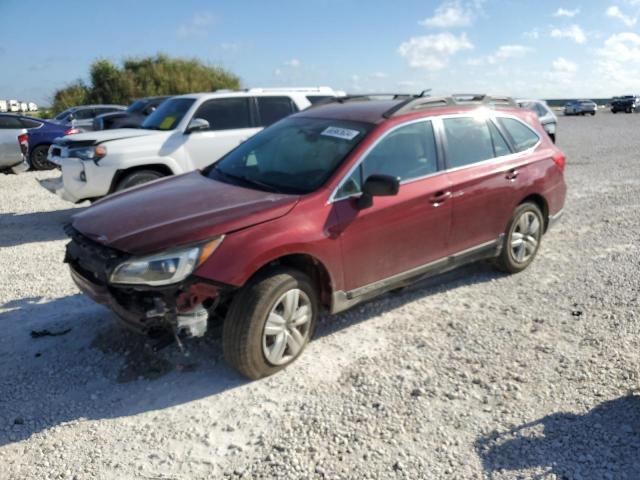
[64,94,566,379]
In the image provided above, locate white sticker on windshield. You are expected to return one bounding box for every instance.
[321,126,360,141]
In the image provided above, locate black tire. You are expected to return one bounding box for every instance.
[591,112,596,116]
[612,109,617,114]
[223,268,318,380]
[494,202,544,274]
[114,170,164,192]
[29,144,55,170]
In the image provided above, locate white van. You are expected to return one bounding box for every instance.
[28,102,38,112]
[44,87,343,203]
[0,101,7,113]
[8,100,19,112]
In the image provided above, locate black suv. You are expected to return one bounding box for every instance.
[93,96,170,130]
[611,95,640,114]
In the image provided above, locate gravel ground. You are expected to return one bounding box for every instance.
[1,111,639,479]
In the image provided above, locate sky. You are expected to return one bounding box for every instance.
[2,0,640,105]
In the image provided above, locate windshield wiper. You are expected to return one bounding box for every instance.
[213,168,283,194]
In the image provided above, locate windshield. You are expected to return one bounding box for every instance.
[55,108,74,120]
[127,99,147,113]
[207,116,373,194]
[141,98,195,130]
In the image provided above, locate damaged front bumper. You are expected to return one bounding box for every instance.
[65,229,228,338]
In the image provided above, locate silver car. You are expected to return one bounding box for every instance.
[0,114,29,173]
[517,99,558,143]
[51,104,126,131]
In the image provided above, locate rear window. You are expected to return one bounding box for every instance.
[20,118,42,129]
[306,95,333,105]
[257,96,298,126]
[499,117,540,152]
[0,115,23,129]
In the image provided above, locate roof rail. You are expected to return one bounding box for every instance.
[384,93,517,118]
[308,93,415,108]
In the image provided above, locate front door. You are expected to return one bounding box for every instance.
[332,120,453,292]
[184,97,261,170]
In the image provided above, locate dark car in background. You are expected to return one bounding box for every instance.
[92,96,170,131]
[0,114,79,170]
[564,99,597,116]
[52,105,127,131]
[610,95,640,113]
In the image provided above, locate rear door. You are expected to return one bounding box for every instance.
[333,119,452,291]
[443,115,529,253]
[0,115,24,167]
[183,97,260,169]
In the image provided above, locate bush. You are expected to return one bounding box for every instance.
[51,54,240,114]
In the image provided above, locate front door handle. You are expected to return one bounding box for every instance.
[429,190,452,206]
[505,168,519,180]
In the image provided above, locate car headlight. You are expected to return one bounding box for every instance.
[110,237,224,286]
[69,145,107,162]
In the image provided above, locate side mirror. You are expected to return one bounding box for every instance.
[356,174,400,209]
[185,118,210,134]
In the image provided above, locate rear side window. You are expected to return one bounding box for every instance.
[195,98,251,131]
[74,109,94,120]
[306,95,332,105]
[499,117,539,152]
[20,118,42,129]
[257,96,297,126]
[0,116,23,129]
[443,117,495,168]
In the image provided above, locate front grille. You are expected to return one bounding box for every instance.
[64,225,128,284]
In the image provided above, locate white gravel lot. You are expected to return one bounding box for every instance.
[1,112,639,479]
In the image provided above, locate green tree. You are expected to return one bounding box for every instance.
[51,54,240,114]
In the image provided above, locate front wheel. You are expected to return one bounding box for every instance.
[223,268,318,379]
[114,169,164,192]
[494,203,544,274]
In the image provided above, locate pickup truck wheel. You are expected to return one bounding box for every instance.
[223,268,318,379]
[115,170,164,192]
[494,202,543,274]
[29,145,55,170]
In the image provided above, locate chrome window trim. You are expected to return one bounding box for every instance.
[328,111,541,204]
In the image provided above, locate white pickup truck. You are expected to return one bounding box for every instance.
[44,88,342,203]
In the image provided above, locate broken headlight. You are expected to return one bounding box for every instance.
[110,237,224,286]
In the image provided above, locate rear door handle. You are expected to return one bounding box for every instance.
[429,190,452,206]
[505,168,519,180]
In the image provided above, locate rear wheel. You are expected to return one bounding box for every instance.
[494,203,544,274]
[29,144,55,170]
[114,170,164,192]
[223,268,318,379]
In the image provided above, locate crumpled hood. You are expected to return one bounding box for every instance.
[54,128,161,146]
[71,171,300,254]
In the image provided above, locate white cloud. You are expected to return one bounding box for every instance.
[606,6,637,27]
[398,32,473,71]
[554,7,580,17]
[273,68,282,76]
[598,32,640,62]
[177,12,214,38]
[419,1,474,28]
[523,28,540,40]
[550,24,587,44]
[370,72,388,79]
[552,57,578,73]
[283,58,301,67]
[467,44,532,66]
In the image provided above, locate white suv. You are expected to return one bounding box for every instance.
[44,87,342,203]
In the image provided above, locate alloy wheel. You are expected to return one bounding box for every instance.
[510,211,541,264]
[262,289,312,366]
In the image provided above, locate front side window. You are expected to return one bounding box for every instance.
[194,98,251,131]
[443,117,496,168]
[335,121,439,199]
[141,98,195,131]
[499,117,540,152]
[208,117,372,194]
[257,96,297,126]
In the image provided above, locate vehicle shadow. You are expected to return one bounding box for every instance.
[0,261,502,447]
[475,395,640,479]
[0,207,84,247]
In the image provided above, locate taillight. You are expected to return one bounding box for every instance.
[18,134,28,156]
[552,151,566,172]
[64,128,80,135]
